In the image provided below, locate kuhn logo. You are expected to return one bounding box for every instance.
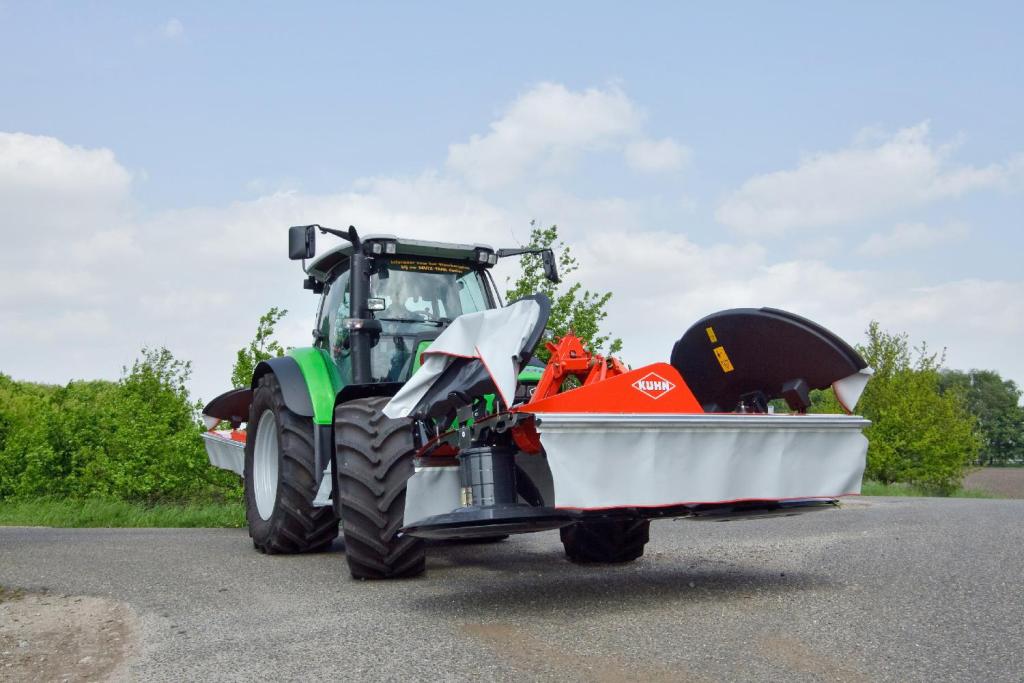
[632,372,676,399]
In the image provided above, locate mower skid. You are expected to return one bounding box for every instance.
[533,412,869,512]
[201,430,245,477]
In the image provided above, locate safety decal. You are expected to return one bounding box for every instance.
[388,258,470,275]
[713,346,735,373]
[631,372,676,400]
[705,326,717,343]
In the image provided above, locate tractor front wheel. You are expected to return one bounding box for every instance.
[560,518,650,564]
[244,373,339,554]
[334,396,425,580]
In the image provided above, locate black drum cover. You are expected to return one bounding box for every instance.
[670,308,867,412]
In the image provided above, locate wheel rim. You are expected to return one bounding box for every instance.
[253,410,279,521]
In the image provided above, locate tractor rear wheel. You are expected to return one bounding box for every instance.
[244,373,339,554]
[560,518,650,564]
[334,396,425,580]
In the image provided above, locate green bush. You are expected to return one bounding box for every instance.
[811,323,981,495]
[0,348,242,503]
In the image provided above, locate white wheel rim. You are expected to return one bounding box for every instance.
[253,410,279,521]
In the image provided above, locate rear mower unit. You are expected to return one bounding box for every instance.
[202,224,871,579]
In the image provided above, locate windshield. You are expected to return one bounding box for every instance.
[323,257,495,384]
[367,259,493,382]
[370,257,491,323]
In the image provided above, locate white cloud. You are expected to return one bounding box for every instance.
[624,137,689,173]
[0,133,135,310]
[716,122,1017,235]
[0,132,132,229]
[447,82,687,188]
[0,136,515,397]
[863,279,1024,338]
[575,230,1024,390]
[447,82,642,188]
[161,18,184,40]
[858,279,1024,379]
[3,94,1024,401]
[572,232,868,365]
[858,221,969,257]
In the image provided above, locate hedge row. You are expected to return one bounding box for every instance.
[0,348,241,502]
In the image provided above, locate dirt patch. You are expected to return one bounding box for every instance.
[963,467,1024,499]
[460,622,703,682]
[0,590,137,682]
[755,634,866,682]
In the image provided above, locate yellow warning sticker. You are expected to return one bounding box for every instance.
[705,326,718,343]
[713,346,734,373]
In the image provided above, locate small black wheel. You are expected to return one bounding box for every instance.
[335,396,425,580]
[560,518,649,564]
[244,373,339,554]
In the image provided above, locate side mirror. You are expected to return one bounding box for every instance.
[288,225,316,260]
[541,249,561,284]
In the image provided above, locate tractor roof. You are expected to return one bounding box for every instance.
[306,234,496,282]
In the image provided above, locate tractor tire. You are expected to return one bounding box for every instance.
[560,518,650,564]
[334,396,425,580]
[244,373,339,554]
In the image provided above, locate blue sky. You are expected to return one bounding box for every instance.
[2,2,1023,400]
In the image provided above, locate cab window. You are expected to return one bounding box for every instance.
[316,268,352,383]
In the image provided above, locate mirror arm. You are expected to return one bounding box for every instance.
[497,246,560,284]
[497,246,545,257]
[318,225,361,250]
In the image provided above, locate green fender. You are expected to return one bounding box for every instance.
[286,347,343,425]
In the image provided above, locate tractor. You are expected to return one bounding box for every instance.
[202,224,872,580]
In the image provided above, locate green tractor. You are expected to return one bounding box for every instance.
[201,225,559,579]
[204,225,873,581]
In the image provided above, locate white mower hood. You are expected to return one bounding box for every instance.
[383,298,541,419]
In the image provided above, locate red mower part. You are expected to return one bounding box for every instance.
[516,362,703,415]
[511,415,543,454]
[528,332,633,404]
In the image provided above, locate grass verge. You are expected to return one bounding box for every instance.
[0,498,245,528]
[860,480,995,498]
[0,586,25,603]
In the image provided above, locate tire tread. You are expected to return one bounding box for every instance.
[335,396,425,580]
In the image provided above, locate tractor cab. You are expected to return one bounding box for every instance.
[289,225,557,392]
[302,234,503,385]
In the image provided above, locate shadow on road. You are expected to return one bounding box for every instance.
[409,543,835,617]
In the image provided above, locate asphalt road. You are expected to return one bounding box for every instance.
[2,497,1022,682]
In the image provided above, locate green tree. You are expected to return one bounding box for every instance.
[939,369,1024,465]
[505,224,622,361]
[231,307,288,387]
[855,322,981,494]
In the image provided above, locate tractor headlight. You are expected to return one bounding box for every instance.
[370,240,398,255]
